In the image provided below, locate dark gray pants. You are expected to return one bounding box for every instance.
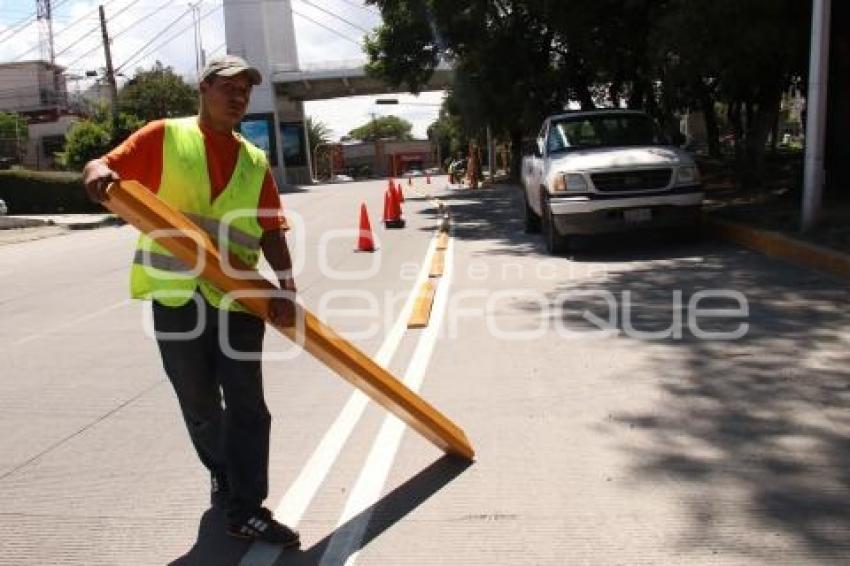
[153,294,270,521]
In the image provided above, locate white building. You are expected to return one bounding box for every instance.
[0,60,75,169]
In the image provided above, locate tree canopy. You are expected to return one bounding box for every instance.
[61,102,143,171]
[117,61,198,123]
[0,112,27,163]
[427,104,463,165]
[365,0,812,181]
[348,115,413,141]
[61,120,112,171]
[306,117,331,152]
[61,63,193,170]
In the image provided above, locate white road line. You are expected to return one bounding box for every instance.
[239,238,440,566]
[319,237,455,566]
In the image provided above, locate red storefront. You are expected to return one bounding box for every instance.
[388,151,430,177]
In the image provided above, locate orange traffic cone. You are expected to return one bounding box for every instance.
[356,203,375,252]
[384,187,405,229]
[396,182,405,203]
[382,189,391,223]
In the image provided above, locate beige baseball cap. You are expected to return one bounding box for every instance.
[200,55,262,85]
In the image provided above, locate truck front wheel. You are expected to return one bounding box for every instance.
[541,192,570,255]
[523,189,541,233]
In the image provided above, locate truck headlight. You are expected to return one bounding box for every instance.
[676,165,700,186]
[553,173,588,193]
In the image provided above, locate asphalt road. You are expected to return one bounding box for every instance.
[0,178,848,565]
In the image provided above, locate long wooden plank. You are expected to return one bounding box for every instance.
[104,180,474,461]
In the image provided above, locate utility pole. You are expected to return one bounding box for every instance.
[189,2,203,79]
[802,0,832,232]
[37,0,60,114]
[99,5,120,139]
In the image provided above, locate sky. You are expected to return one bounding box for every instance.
[0,0,444,140]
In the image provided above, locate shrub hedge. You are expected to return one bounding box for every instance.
[0,169,105,214]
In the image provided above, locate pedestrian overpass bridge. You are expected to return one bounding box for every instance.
[273,60,453,101]
[222,0,451,185]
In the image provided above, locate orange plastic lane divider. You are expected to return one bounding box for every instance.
[104,180,474,461]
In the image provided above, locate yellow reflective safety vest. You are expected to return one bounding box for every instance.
[130,117,268,311]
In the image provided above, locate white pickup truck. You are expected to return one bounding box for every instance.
[521,109,704,253]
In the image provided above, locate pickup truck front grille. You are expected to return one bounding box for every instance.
[590,168,673,192]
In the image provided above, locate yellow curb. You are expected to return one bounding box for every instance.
[436,232,449,250]
[408,280,436,329]
[705,216,850,279]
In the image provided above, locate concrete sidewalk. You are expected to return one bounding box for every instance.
[0,214,121,231]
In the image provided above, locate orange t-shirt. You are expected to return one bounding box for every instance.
[104,119,287,231]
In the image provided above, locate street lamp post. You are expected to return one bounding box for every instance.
[802,0,832,232]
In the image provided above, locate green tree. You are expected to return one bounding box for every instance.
[61,120,111,171]
[365,0,567,178]
[650,0,810,176]
[427,102,465,165]
[60,111,143,171]
[365,0,812,184]
[118,61,198,123]
[0,112,27,162]
[305,116,331,168]
[349,115,413,141]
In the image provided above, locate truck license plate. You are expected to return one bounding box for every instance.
[624,208,652,223]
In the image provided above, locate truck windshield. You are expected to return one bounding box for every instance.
[548,114,665,153]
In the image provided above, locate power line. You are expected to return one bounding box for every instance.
[13,0,131,62]
[0,0,75,44]
[328,0,380,17]
[113,5,195,73]
[295,0,370,34]
[117,4,222,74]
[291,7,362,47]
[61,0,183,73]
[54,0,120,38]
[53,0,146,60]
[0,13,38,44]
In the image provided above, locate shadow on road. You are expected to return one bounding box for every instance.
[417,183,708,262]
[419,183,850,561]
[168,507,253,566]
[568,258,850,560]
[280,454,472,565]
[169,455,471,566]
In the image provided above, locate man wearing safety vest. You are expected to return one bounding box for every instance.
[82,55,300,549]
